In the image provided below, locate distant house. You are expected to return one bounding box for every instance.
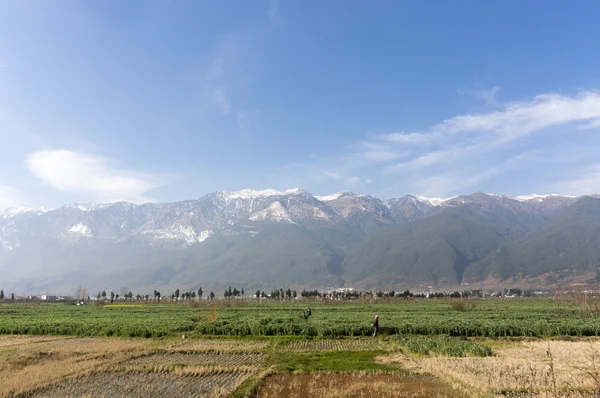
[40,295,58,301]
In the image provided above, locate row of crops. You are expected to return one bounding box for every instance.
[0,304,196,337]
[2,299,600,338]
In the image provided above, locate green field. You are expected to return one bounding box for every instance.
[1,298,599,338]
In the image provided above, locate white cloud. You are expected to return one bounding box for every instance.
[324,171,361,184]
[280,90,600,198]
[25,150,160,203]
[457,86,502,105]
[0,185,25,210]
[382,91,600,172]
[213,87,231,115]
[361,150,402,162]
[268,0,283,23]
[578,118,600,130]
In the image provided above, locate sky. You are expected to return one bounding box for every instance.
[2,0,600,209]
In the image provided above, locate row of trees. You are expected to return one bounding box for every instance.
[94,288,217,303]
[0,290,15,302]
[254,288,298,300]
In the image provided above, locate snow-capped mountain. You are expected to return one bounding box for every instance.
[1,189,597,294]
[0,189,590,250]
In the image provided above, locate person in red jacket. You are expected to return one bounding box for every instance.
[373,314,379,337]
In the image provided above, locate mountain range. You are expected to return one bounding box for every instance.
[1,189,599,295]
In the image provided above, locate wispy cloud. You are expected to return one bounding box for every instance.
[213,87,231,115]
[578,118,600,130]
[268,0,283,24]
[457,86,502,105]
[0,185,24,210]
[280,90,600,198]
[25,150,160,203]
[324,171,361,184]
[382,91,600,173]
[236,109,263,130]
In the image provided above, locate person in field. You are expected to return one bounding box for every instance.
[373,314,379,336]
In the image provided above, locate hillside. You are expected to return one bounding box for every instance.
[1,190,599,293]
[464,196,600,283]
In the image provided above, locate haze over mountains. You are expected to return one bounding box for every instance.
[1,189,599,295]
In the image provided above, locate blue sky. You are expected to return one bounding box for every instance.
[2,0,600,208]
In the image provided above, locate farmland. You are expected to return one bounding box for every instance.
[2,299,600,338]
[2,299,600,396]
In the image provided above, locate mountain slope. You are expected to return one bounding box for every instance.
[342,206,513,288]
[464,196,600,282]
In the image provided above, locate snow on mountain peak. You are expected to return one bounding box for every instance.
[224,188,304,200]
[67,203,113,212]
[414,196,453,206]
[68,222,92,237]
[315,191,367,202]
[249,201,295,223]
[513,194,576,202]
[1,207,52,218]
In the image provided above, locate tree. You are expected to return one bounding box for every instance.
[110,292,115,304]
[293,290,297,299]
[175,289,180,301]
[197,287,203,300]
[286,289,292,299]
[241,289,244,296]
[10,293,15,302]
[101,290,107,300]
[0,289,4,301]
[256,290,260,299]
[76,285,87,301]
[209,291,215,300]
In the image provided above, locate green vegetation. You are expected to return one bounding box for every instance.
[0,304,196,337]
[2,299,600,338]
[271,350,397,373]
[388,335,493,357]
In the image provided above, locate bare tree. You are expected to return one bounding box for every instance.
[76,285,87,301]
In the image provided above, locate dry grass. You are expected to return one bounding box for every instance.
[0,336,269,397]
[0,336,155,397]
[379,339,600,397]
[124,351,264,368]
[258,372,461,398]
[28,368,256,398]
[168,339,269,352]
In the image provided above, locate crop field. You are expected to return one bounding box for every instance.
[27,369,256,398]
[168,339,270,352]
[278,338,384,352]
[379,339,600,397]
[258,373,462,398]
[3,299,600,338]
[2,333,600,396]
[127,352,265,368]
[3,299,600,396]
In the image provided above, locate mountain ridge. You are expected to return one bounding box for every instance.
[1,189,599,294]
